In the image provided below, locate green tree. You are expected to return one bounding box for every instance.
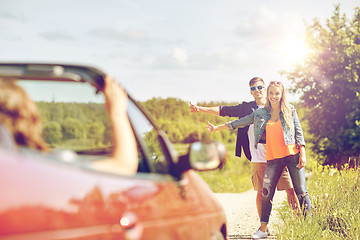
[87,122,105,145]
[62,117,86,140]
[283,5,360,166]
[43,121,63,145]
[140,97,237,144]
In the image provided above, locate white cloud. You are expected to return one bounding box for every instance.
[0,11,26,22]
[235,5,275,37]
[172,48,188,66]
[87,27,149,43]
[232,4,307,72]
[124,29,148,42]
[149,45,249,71]
[39,31,75,41]
[235,5,304,40]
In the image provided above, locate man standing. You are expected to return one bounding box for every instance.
[189,77,299,222]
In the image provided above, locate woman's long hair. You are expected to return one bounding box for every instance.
[0,80,48,151]
[265,81,293,128]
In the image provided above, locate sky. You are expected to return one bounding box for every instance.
[0,0,359,103]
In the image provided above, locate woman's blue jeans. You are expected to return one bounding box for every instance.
[260,153,311,223]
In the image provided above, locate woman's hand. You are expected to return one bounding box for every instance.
[103,75,127,115]
[297,146,307,169]
[206,121,229,133]
[207,122,229,133]
[206,121,216,133]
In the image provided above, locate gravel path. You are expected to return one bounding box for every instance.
[215,190,287,239]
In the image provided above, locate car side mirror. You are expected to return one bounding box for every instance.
[188,141,226,171]
[170,141,226,180]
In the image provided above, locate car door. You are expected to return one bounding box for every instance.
[124,100,224,240]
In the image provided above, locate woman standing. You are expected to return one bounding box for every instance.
[207,81,311,239]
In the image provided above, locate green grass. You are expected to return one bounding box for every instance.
[198,148,253,193]
[274,163,360,239]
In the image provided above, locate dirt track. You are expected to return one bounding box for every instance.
[215,190,287,239]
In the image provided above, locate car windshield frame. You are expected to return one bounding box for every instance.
[0,63,178,176]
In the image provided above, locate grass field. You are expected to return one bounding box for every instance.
[274,163,360,239]
[197,146,253,193]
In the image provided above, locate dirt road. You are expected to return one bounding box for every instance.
[215,190,287,239]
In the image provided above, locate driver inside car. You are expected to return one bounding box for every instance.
[0,76,138,176]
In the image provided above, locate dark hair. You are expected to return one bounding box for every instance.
[249,77,265,87]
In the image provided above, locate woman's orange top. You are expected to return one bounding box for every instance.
[265,120,299,161]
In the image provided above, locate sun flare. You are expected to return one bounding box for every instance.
[281,37,309,66]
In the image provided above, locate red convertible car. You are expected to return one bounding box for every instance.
[0,63,227,240]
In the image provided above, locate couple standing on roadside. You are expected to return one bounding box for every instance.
[190,77,311,239]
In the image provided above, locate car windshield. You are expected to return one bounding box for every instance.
[16,78,169,174]
[18,80,112,153]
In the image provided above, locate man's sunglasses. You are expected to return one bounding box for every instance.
[250,85,265,91]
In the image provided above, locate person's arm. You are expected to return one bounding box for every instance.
[293,108,306,147]
[207,112,255,133]
[93,76,138,175]
[206,122,229,133]
[189,101,220,116]
[292,107,306,169]
[297,146,307,169]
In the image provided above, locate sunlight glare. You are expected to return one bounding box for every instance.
[281,37,309,66]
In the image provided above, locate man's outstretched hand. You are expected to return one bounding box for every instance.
[189,101,199,113]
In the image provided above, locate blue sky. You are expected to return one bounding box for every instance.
[0,0,358,103]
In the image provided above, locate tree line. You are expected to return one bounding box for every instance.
[38,101,112,149]
[37,98,239,150]
[139,98,238,143]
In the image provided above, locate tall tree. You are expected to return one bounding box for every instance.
[283,6,360,166]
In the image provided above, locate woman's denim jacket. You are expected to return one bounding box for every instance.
[226,104,305,149]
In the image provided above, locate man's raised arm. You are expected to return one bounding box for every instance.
[189,101,220,116]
